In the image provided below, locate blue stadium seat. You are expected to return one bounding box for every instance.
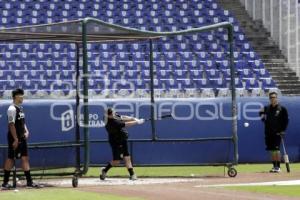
[255,68,271,79]
[190,70,204,79]
[44,70,57,80]
[174,70,188,79]
[60,70,73,80]
[262,79,277,90]
[249,60,264,69]
[239,69,255,79]
[124,70,138,79]
[153,79,163,89]
[178,79,195,89]
[164,79,178,89]
[210,78,227,89]
[234,78,244,89]
[141,70,150,79]
[235,60,248,70]
[194,79,211,89]
[157,70,170,79]
[206,69,222,80]
[213,52,226,61]
[245,78,260,90]
[0,70,13,80]
[108,70,122,80]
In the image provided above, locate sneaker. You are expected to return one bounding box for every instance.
[274,167,281,173]
[1,183,12,190]
[27,182,42,189]
[100,168,106,181]
[269,167,276,173]
[129,174,137,181]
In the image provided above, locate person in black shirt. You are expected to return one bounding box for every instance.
[259,92,289,173]
[100,108,145,180]
[2,89,40,189]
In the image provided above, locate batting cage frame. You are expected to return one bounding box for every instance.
[0,17,238,186]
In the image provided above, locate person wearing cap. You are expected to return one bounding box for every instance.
[100,108,145,181]
[259,92,289,173]
[1,89,40,189]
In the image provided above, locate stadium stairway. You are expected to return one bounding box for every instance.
[217,0,300,95]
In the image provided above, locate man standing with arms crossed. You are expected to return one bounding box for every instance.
[259,92,289,173]
[2,88,39,189]
[100,108,145,181]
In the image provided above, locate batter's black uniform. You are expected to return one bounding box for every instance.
[105,115,130,160]
[259,104,289,151]
[7,105,28,159]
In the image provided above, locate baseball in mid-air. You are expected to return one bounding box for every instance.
[244,122,249,127]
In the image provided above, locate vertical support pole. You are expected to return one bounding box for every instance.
[75,42,81,171]
[81,20,89,174]
[279,0,282,49]
[149,39,156,141]
[262,0,266,26]
[296,0,299,76]
[228,25,238,166]
[270,0,274,37]
[288,0,291,63]
[253,0,256,20]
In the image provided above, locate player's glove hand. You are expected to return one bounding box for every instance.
[137,119,145,124]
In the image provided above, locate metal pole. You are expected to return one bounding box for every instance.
[262,0,266,27]
[296,0,299,77]
[81,20,89,174]
[75,42,81,171]
[288,0,291,63]
[279,0,282,49]
[253,0,256,20]
[149,39,156,141]
[270,0,274,38]
[228,25,238,165]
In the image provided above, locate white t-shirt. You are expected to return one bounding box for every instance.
[7,105,18,124]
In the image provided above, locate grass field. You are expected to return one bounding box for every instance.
[85,163,300,177]
[1,163,299,200]
[25,163,300,178]
[86,165,225,177]
[228,185,300,198]
[0,189,143,200]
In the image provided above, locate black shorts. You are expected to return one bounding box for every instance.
[265,135,281,151]
[109,141,130,160]
[8,140,28,159]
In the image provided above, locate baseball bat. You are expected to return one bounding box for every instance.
[280,135,290,173]
[145,114,173,121]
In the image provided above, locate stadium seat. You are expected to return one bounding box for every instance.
[206,69,222,80]
[262,78,277,90]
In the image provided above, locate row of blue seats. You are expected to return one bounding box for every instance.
[0,78,276,91]
[0,69,271,81]
[0,44,252,55]
[0,1,220,11]
[0,52,258,62]
[0,9,233,20]
[0,61,265,71]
